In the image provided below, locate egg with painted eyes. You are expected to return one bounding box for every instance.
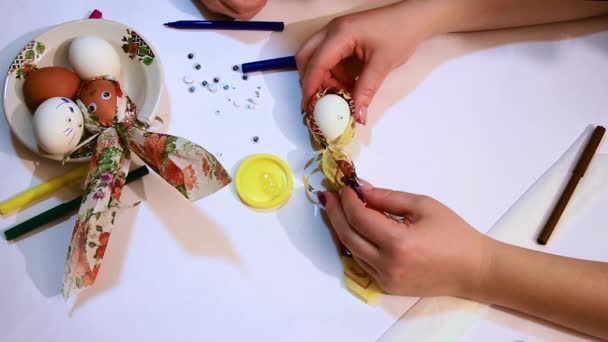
[78,79,118,126]
[33,97,84,155]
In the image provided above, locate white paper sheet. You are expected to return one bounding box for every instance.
[1,2,608,341]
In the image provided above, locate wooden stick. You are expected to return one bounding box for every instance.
[537,126,605,245]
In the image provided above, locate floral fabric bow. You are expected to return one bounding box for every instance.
[62,78,231,297]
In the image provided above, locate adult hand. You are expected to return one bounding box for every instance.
[320,183,491,297]
[199,0,267,20]
[296,1,438,124]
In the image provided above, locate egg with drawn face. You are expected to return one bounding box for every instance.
[78,79,118,126]
[33,97,84,155]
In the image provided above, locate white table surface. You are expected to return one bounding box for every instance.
[1,1,607,341]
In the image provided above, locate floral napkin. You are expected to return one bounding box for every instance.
[62,79,231,297]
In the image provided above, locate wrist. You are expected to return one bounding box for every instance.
[396,0,458,39]
[456,234,499,301]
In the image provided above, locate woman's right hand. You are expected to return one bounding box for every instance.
[320,183,491,298]
[296,1,441,124]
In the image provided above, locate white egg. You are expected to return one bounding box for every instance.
[313,94,351,142]
[69,35,120,80]
[33,97,84,155]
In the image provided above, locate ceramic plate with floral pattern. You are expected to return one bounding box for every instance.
[2,19,164,161]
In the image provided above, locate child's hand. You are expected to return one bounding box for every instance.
[321,183,491,298]
[296,1,437,124]
[199,0,267,20]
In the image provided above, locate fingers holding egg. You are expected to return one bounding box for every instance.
[303,88,361,193]
[33,97,84,155]
[313,93,352,142]
[307,89,356,148]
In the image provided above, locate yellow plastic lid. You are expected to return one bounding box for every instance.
[235,154,293,209]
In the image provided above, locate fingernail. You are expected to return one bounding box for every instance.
[359,179,373,191]
[358,106,368,125]
[317,192,327,207]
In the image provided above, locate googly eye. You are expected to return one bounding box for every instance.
[101,91,112,100]
[88,103,97,113]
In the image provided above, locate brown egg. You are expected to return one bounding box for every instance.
[23,67,81,112]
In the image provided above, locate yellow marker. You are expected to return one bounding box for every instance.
[235,154,293,210]
[341,256,381,304]
[0,164,89,215]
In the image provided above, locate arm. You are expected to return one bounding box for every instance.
[428,0,608,35]
[297,0,608,121]
[478,240,608,339]
[321,184,608,339]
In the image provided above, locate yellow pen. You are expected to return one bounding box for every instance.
[0,164,89,215]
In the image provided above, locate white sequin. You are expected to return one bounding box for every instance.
[183,75,194,84]
[207,83,219,93]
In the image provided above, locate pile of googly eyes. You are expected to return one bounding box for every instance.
[182,52,261,112]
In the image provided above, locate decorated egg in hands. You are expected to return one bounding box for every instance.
[307,89,356,148]
[33,97,84,155]
[68,35,120,80]
[304,89,361,191]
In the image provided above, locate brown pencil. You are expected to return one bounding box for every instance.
[537,125,606,245]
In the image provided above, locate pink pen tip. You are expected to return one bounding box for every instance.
[89,9,103,19]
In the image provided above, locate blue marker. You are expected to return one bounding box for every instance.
[164,20,284,32]
[241,56,297,74]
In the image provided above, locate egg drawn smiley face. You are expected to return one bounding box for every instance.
[33,97,85,155]
[79,79,118,125]
[58,97,84,142]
